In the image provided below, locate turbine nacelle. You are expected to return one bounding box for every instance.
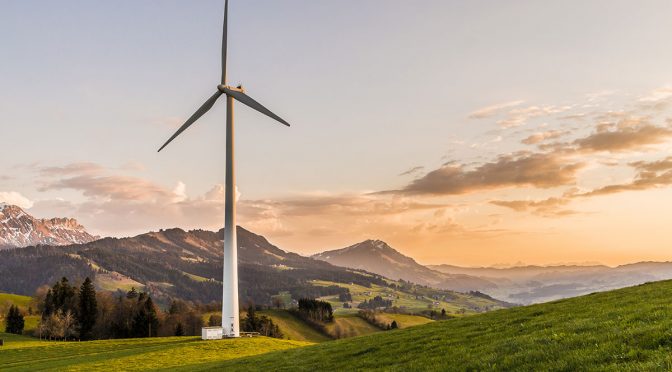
[217,84,245,94]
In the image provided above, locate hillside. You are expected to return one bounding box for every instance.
[0,228,509,313]
[313,240,497,292]
[0,204,97,249]
[216,279,672,370]
[0,227,389,306]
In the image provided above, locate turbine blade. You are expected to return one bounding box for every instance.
[157,91,223,152]
[221,0,228,84]
[223,88,290,127]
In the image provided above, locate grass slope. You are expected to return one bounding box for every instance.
[0,333,310,372]
[313,280,499,315]
[259,310,331,343]
[0,292,32,308]
[217,280,672,371]
[324,314,381,339]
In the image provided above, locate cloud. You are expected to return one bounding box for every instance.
[40,175,176,202]
[0,191,34,209]
[490,189,579,217]
[468,100,524,119]
[39,162,105,177]
[580,156,672,197]
[573,118,672,153]
[496,105,570,129]
[399,166,425,177]
[522,130,570,145]
[390,152,583,196]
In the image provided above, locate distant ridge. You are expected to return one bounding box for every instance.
[313,239,498,292]
[0,204,98,249]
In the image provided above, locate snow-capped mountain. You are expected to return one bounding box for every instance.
[0,203,98,249]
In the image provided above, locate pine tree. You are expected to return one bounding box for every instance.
[5,305,25,334]
[174,322,184,336]
[78,277,97,340]
[390,320,398,329]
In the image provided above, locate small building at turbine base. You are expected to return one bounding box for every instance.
[201,327,223,340]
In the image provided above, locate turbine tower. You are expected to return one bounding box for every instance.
[157,0,290,338]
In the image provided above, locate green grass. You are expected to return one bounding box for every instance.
[312,280,497,315]
[214,280,672,371]
[0,334,311,371]
[375,313,434,329]
[0,293,32,308]
[258,310,331,343]
[324,313,381,339]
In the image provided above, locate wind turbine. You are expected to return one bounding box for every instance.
[157,0,290,338]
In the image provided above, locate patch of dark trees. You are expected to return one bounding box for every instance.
[357,295,393,310]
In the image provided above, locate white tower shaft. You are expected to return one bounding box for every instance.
[222,94,239,337]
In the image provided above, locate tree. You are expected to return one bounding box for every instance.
[174,322,184,336]
[390,320,398,329]
[441,308,447,319]
[208,314,221,327]
[78,277,97,340]
[132,294,159,337]
[126,287,138,299]
[5,305,25,334]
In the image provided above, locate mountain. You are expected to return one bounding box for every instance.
[428,262,672,304]
[0,203,97,249]
[0,227,509,312]
[312,239,497,292]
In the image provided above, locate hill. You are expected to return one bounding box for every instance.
[0,204,97,249]
[215,279,672,370]
[0,228,509,313]
[430,262,672,304]
[0,333,310,371]
[0,227,389,306]
[313,239,497,292]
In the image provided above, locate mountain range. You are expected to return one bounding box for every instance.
[0,203,97,249]
[2,203,672,306]
[0,206,509,313]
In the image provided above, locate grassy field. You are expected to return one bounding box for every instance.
[0,292,33,308]
[0,332,311,371]
[215,280,672,371]
[324,313,381,339]
[312,280,499,315]
[375,313,434,329]
[258,309,331,343]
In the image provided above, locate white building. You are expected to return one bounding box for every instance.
[201,327,223,340]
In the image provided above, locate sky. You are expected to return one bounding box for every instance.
[1,0,672,267]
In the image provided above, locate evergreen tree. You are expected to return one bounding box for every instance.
[43,289,55,318]
[5,305,25,334]
[390,320,399,329]
[174,322,184,336]
[78,277,97,340]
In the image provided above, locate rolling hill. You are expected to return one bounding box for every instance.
[0,228,508,313]
[214,279,672,370]
[313,239,497,292]
[4,280,672,370]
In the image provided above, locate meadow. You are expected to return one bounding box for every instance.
[0,333,310,371]
[5,280,672,370]
[216,280,672,371]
